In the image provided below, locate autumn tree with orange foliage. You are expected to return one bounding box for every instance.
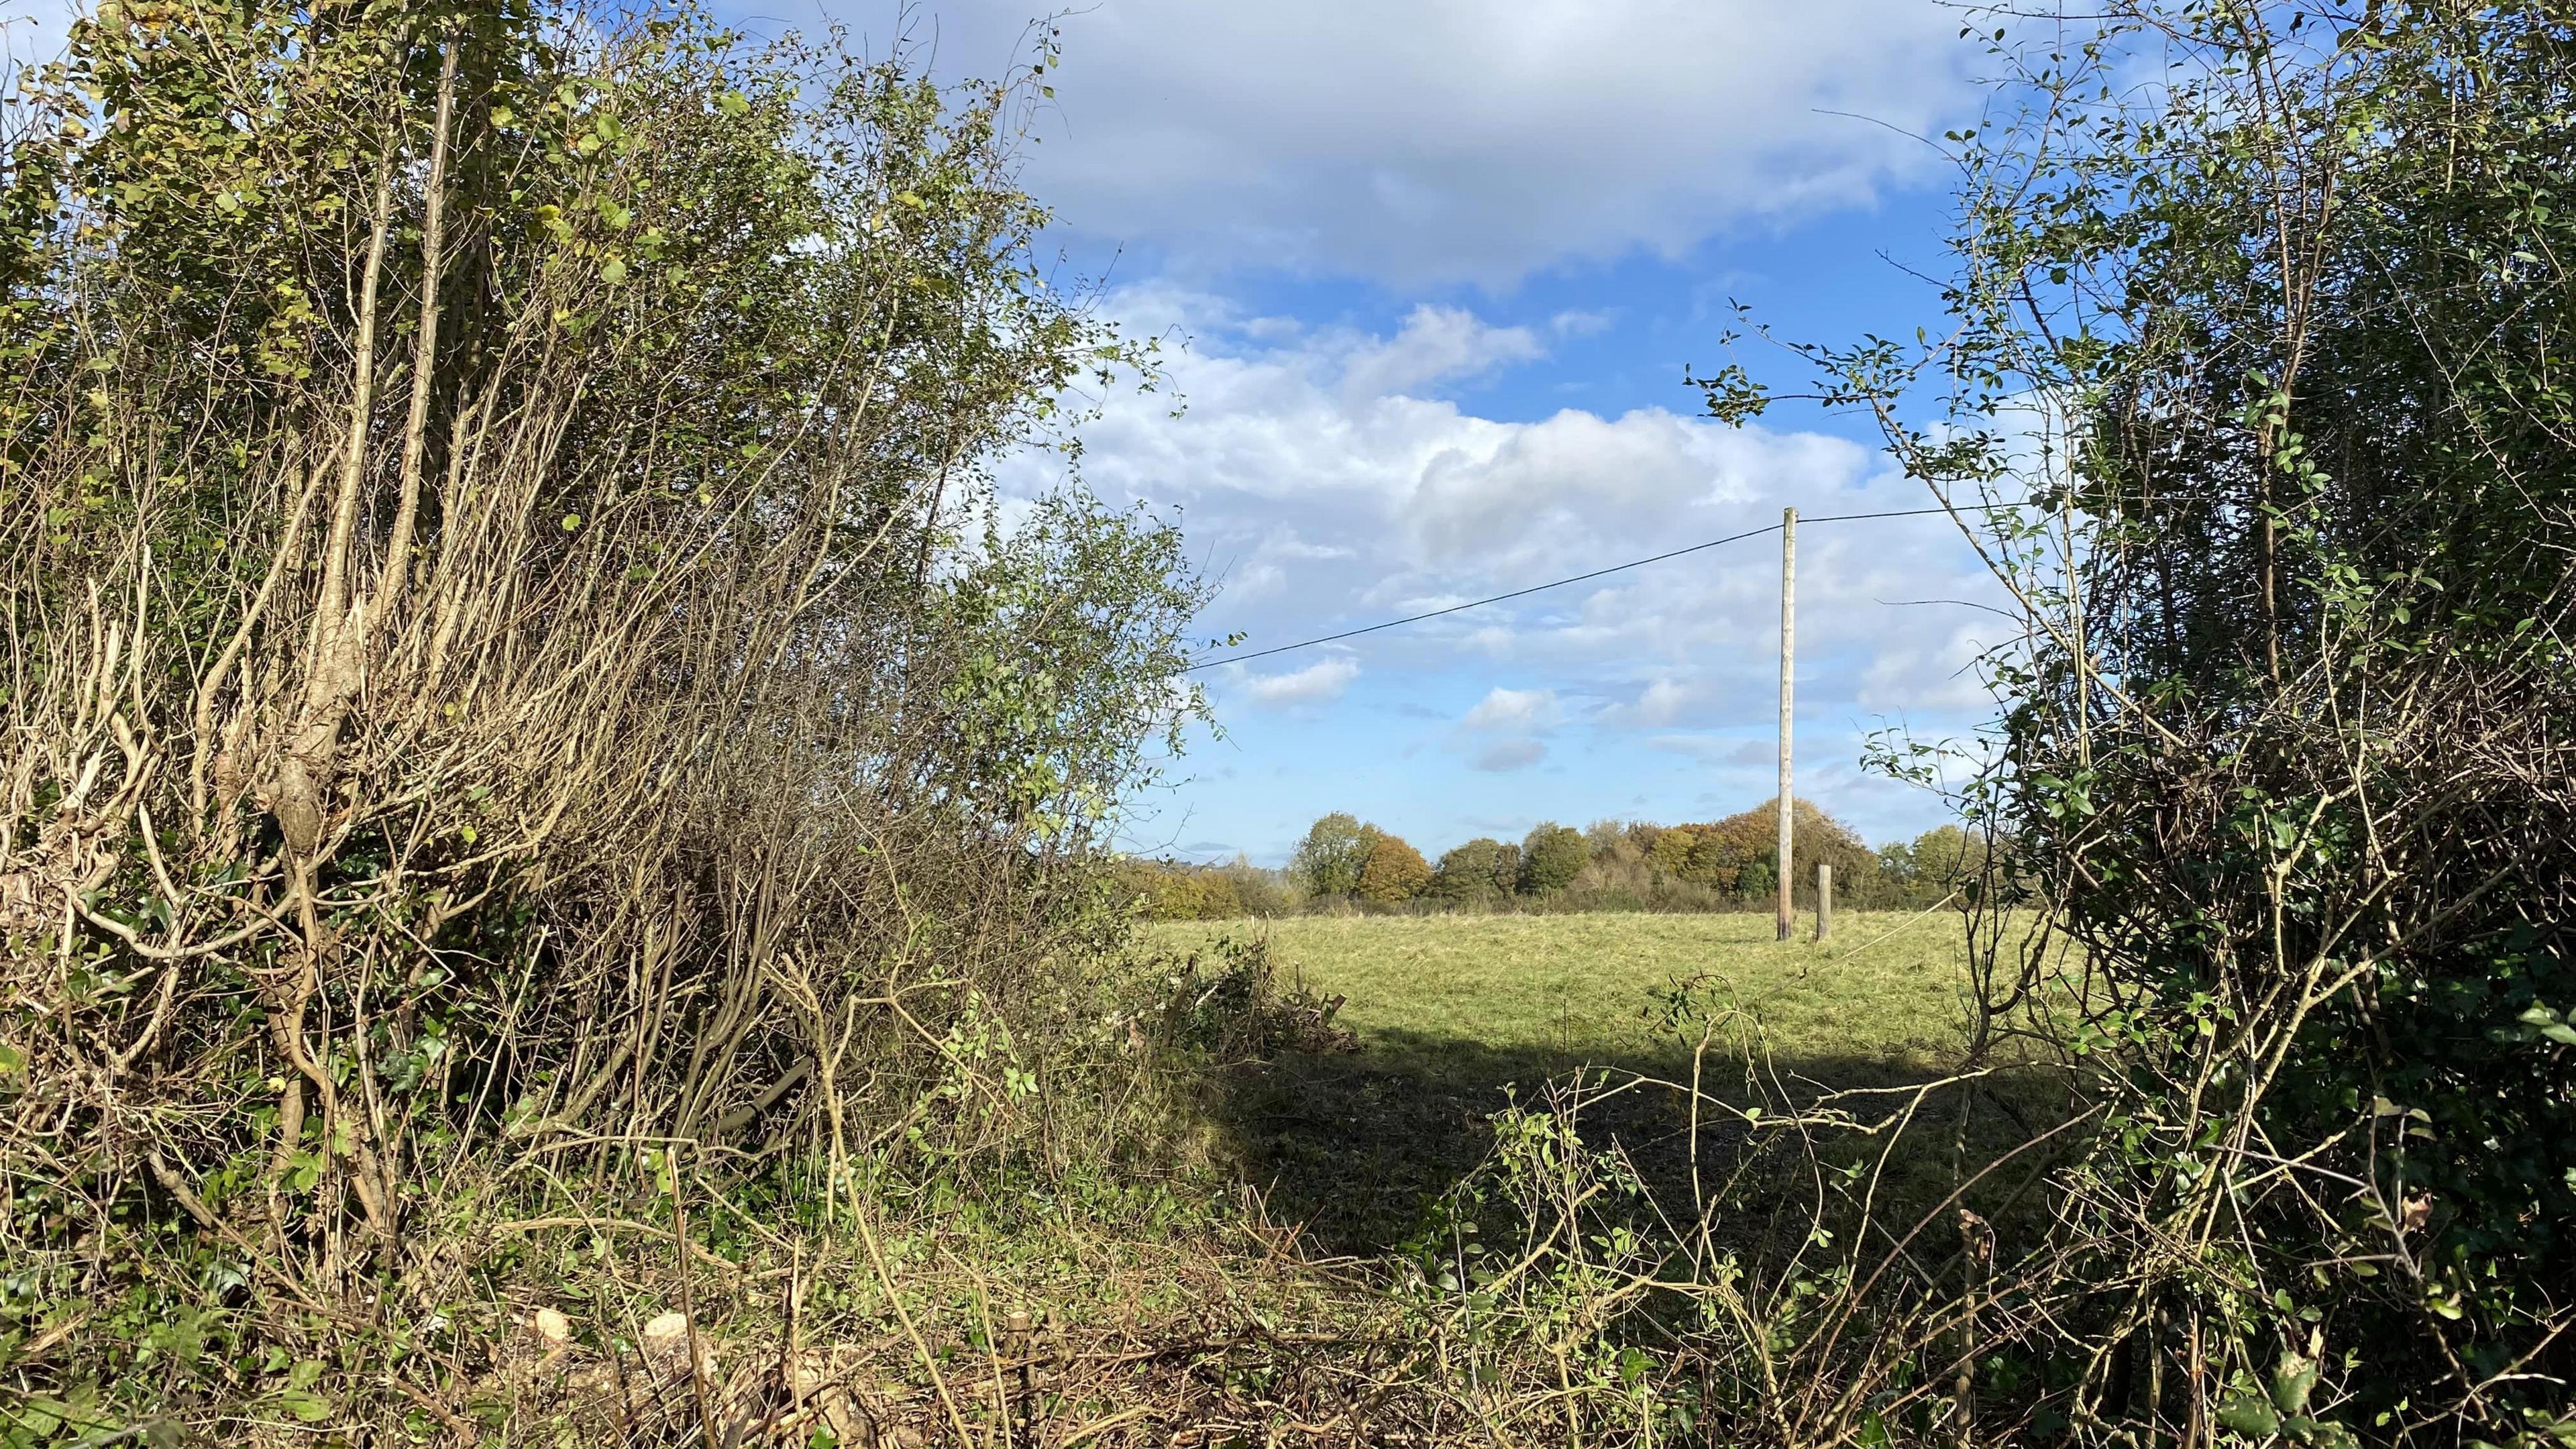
[1355,832,1433,903]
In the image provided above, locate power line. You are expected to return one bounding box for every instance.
[1180,504,1967,674]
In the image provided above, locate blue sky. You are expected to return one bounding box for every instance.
[0,0,2015,865]
[793,0,2019,864]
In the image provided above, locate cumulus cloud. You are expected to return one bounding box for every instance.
[1617,678,1699,729]
[910,0,1974,284]
[1000,288,2005,769]
[1341,306,1544,402]
[1461,686,1563,733]
[1472,739,1548,773]
[1234,655,1360,708]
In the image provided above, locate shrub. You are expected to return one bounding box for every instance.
[1706,0,2576,1431]
[1146,936,1356,1061]
[0,3,1207,1428]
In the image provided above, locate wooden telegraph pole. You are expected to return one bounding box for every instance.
[1776,506,1796,943]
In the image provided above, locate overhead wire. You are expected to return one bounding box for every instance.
[1179,504,1989,673]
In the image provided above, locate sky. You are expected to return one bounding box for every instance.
[0,0,2018,865]
[881,0,2016,865]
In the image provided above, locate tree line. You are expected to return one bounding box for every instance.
[1120,797,1986,919]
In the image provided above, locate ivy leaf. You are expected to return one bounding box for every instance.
[2218,1393,2282,1438]
[2271,1352,2319,1414]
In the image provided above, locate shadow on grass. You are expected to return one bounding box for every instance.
[1203,1028,2057,1258]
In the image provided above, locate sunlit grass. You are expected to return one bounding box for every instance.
[1144,908,1982,1080]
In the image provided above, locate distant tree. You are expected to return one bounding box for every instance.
[1116,857,1248,920]
[1907,824,1981,887]
[1695,808,1784,890]
[1218,854,1295,917]
[1517,822,1590,895]
[1734,855,1776,902]
[1290,812,1375,900]
[1647,823,1705,880]
[1194,869,1245,919]
[1356,833,1433,904]
[1430,839,1511,903]
[1685,820,1765,890]
[1489,841,1522,897]
[1863,824,1986,908]
[1876,836,1918,884]
[1640,799,1876,904]
[1584,818,1651,869]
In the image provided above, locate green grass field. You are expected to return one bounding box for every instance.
[1146,908,1979,1079]
[1146,910,2000,1248]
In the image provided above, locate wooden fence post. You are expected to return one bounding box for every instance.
[1815,861,1832,943]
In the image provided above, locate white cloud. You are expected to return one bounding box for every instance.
[1461,686,1562,733]
[1472,739,1548,773]
[1236,655,1360,708]
[1611,678,1699,729]
[912,0,1974,285]
[1001,288,2005,761]
[1342,305,1544,402]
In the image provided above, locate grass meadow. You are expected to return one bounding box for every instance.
[1146,908,1980,1077]
[1143,909,2019,1250]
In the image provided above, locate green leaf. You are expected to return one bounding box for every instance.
[2272,1354,2319,1414]
[2219,1393,2282,1438]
